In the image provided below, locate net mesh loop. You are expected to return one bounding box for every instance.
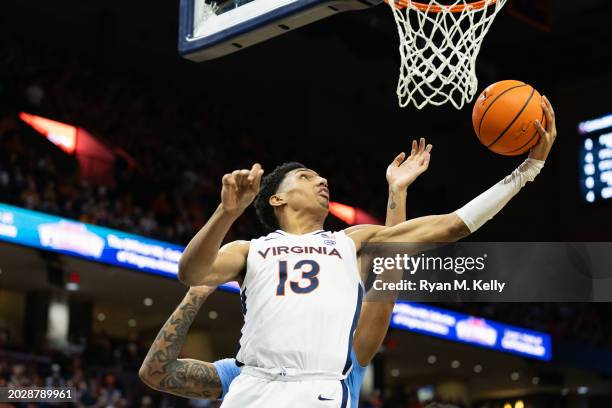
[386,0,508,109]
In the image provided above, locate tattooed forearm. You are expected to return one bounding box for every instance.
[389,190,397,210]
[159,359,221,398]
[386,188,407,227]
[139,289,222,399]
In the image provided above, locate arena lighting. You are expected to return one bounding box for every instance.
[65,271,80,291]
[515,400,524,408]
[68,271,80,283]
[579,113,612,134]
[328,201,381,225]
[65,282,79,291]
[329,201,356,224]
[579,115,612,203]
[19,112,77,154]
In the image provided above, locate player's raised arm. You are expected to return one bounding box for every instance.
[353,138,432,366]
[349,99,557,248]
[139,286,224,399]
[178,164,264,286]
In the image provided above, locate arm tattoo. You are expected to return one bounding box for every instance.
[389,190,397,209]
[141,292,222,399]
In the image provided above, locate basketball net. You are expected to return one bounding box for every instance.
[386,0,508,110]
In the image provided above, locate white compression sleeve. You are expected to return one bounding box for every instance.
[455,158,545,233]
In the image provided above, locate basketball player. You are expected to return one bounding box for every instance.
[178,98,557,407]
[140,140,432,404]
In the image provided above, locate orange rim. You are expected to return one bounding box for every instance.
[386,0,498,12]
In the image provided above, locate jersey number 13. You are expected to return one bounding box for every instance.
[276,260,320,295]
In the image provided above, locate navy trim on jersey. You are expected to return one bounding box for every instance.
[313,230,325,235]
[340,379,349,408]
[235,287,248,366]
[342,284,363,375]
[240,287,248,315]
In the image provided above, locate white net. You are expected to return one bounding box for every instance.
[387,0,508,109]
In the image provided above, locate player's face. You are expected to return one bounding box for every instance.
[279,168,329,212]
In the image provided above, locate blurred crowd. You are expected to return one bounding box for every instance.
[0,334,443,408]
[0,37,274,245]
[0,333,221,408]
[1,34,374,244]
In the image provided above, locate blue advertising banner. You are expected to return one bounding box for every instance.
[0,203,242,292]
[391,301,552,361]
[0,203,183,278]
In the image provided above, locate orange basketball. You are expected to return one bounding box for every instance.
[472,80,546,156]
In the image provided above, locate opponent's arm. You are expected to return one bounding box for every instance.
[139,286,222,399]
[353,138,432,366]
[179,164,263,286]
[349,97,557,249]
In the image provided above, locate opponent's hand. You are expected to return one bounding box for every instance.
[221,163,264,216]
[529,96,558,161]
[386,137,432,190]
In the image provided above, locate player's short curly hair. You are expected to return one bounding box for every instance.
[254,162,305,232]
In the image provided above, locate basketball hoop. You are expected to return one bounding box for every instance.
[385,0,508,109]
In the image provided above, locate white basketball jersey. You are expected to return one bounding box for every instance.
[236,229,363,376]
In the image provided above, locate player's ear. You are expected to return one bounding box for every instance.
[269,193,285,207]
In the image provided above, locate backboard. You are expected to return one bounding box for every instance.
[178,0,381,62]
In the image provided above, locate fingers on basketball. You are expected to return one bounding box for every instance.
[542,96,557,136]
[534,119,547,138]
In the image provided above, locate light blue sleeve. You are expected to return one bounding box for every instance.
[346,350,367,407]
[212,358,242,399]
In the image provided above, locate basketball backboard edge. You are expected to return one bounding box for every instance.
[179,0,382,62]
